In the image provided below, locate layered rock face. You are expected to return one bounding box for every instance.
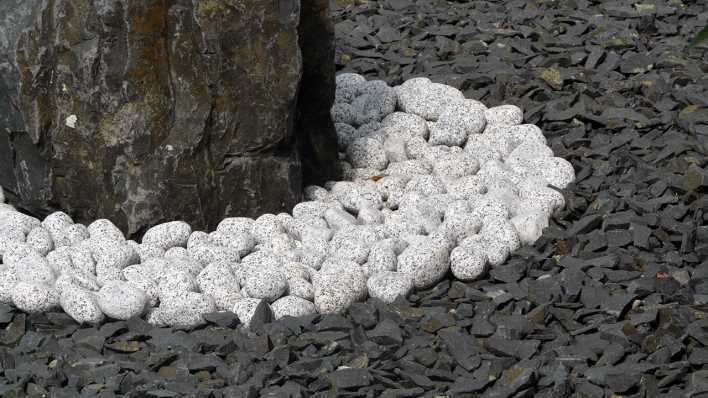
[0,0,336,237]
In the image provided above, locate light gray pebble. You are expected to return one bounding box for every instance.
[95,262,126,286]
[42,211,74,242]
[428,100,486,146]
[396,78,464,121]
[232,298,271,328]
[157,268,198,297]
[385,159,433,179]
[216,217,254,237]
[167,256,205,277]
[12,282,60,313]
[484,104,523,126]
[313,261,367,314]
[329,238,370,264]
[153,291,216,327]
[217,230,255,257]
[0,226,25,258]
[335,72,366,103]
[126,278,160,307]
[1,211,41,234]
[14,255,56,285]
[433,152,480,182]
[450,245,488,281]
[252,214,284,244]
[397,236,450,289]
[366,271,414,304]
[0,266,18,303]
[446,174,487,199]
[356,121,384,138]
[304,185,329,201]
[3,241,40,267]
[243,263,287,303]
[133,243,165,262]
[87,219,125,241]
[346,137,388,170]
[357,205,384,225]
[46,247,74,274]
[323,207,357,230]
[26,227,53,256]
[381,112,429,140]
[283,262,312,281]
[60,284,105,324]
[96,281,148,320]
[92,238,139,269]
[351,82,397,126]
[270,295,317,320]
[335,123,361,150]
[287,277,315,301]
[464,140,503,165]
[471,195,510,221]
[461,234,509,267]
[405,174,447,197]
[511,211,548,245]
[383,133,409,163]
[366,240,397,274]
[165,247,188,258]
[142,221,191,250]
[188,244,240,266]
[63,223,90,245]
[331,102,357,125]
[505,139,553,169]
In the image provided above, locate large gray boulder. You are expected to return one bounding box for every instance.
[0,0,337,237]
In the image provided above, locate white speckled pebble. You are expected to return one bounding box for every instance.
[60,284,105,324]
[25,227,53,256]
[155,291,217,327]
[12,282,60,313]
[96,281,148,320]
[243,263,287,303]
[347,137,389,170]
[0,213,39,238]
[141,221,191,250]
[271,295,317,319]
[88,219,125,241]
[484,104,524,126]
[366,271,414,304]
[313,261,367,314]
[233,298,271,328]
[397,237,450,289]
[63,223,90,246]
[450,246,488,281]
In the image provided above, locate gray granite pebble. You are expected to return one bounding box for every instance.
[397,236,450,289]
[96,281,148,320]
[11,282,60,313]
[366,271,414,304]
[59,284,105,324]
[270,295,317,319]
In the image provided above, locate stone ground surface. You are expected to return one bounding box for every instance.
[0,0,707,397]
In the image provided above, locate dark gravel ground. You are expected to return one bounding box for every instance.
[1,0,707,397]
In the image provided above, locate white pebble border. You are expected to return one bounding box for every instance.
[0,74,575,328]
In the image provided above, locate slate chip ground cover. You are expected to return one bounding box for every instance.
[0,0,707,396]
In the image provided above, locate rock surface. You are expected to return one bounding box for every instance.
[0,0,337,236]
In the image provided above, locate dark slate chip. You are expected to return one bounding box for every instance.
[367,319,403,345]
[0,304,13,325]
[484,335,540,360]
[203,312,239,328]
[438,329,481,371]
[327,368,372,389]
[347,303,378,328]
